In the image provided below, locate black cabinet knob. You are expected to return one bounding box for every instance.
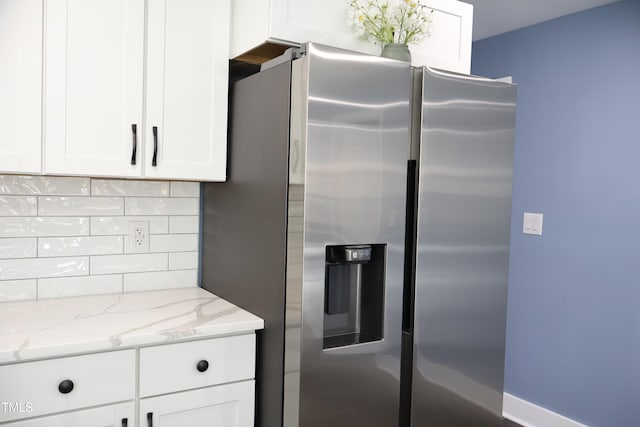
[58,379,74,394]
[196,359,209,372]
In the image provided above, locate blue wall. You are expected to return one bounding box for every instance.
[472,1,640,426]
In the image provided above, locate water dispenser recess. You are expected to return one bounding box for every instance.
[323,244,386,349]
[325,265,351,315]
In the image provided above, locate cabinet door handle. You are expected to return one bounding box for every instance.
[152,126,158,167]
[147,412,153,427]
[58,379,74,394]
[122,418,128,427]
[131,124,138,165]
[196,359,209,372]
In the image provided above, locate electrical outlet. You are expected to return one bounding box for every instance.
[129,221,149,252]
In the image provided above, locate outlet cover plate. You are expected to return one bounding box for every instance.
[129,221,150,252]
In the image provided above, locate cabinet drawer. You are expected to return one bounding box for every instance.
[0,350,135,423]
[139,334,255,397]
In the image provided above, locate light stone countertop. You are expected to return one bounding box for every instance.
[0,287,263,365]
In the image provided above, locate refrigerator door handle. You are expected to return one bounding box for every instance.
[402,159,418,334]
[400,160,418,427]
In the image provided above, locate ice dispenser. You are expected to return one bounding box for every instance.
[323,244,385,349]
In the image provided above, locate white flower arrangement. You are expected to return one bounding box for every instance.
[348,0,434,46]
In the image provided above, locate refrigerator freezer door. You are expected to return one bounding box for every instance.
[284,43,412,427]
[411,67,516,426]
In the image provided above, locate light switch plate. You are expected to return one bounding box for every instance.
[523,212,543,235]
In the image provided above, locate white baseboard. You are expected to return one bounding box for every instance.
[503,393,588,427]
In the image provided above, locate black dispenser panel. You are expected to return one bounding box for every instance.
[323,244,385,349]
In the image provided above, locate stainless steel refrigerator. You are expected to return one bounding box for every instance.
[201,43,516,427]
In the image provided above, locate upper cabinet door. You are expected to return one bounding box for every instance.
[269,0,374,53]
[44,0,144,177]
[410,0,473,73]
[0,0,42,174]
[144,0,229,181]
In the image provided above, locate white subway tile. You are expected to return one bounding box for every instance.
[124,269,197,292]
[0,176,89,196]
[169,216,199,233]
[0,217,90,237]
[151,234,198,253]
[0,196,37,216]
[91,179,169,197]
[288,216,303,233]
[169,252,199,270]
[91,216,168,235]
[38,274,122,299]
[39,196,124,216]
[124,234,198,253]
[0,238,37,259]
[90,253,168,275]
[125,197,198,215]
[39,236,123,257]
[288,201,303,217]
[0,178,200,300]
[170,182,200,197]
[0,280,37,302]
[0,257,88,280]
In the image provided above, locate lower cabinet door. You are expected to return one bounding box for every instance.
[139,381,255,427]
[5,402,133,427]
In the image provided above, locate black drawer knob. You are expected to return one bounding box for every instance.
[196,359,209,372]
[58,379,74,394]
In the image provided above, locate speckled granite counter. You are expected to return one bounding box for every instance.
[0,287,263,364]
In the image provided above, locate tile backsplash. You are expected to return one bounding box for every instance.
[0,176,200,302]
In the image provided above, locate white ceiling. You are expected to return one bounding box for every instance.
[465,0,620,41]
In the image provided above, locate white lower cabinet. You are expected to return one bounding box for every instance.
[6,403,134,427]
[140,381,255,427]
[139,334,256,427]
[0,334,256,427]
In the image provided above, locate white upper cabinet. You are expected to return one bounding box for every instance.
[43,0,229,181]
[409,0,473,73]
[230,0,473,74]
[44,0,145,178]
[144,0,229,181]
[0,0,43,174]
